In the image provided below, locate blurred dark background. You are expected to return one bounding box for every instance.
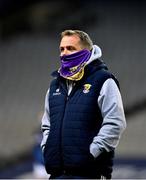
[0,0,146,178]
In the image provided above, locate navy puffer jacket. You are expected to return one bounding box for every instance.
[44,60,116,178]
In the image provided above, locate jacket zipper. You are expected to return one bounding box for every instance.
[59,80,73,172]
[60,94,69,172]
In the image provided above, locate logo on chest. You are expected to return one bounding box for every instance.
[83,84,92,94]
[53,88,61,96]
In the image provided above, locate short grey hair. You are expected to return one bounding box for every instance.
[61,30,93,50]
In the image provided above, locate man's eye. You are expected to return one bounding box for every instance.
[67,47,75,51]
[60,48,64,52]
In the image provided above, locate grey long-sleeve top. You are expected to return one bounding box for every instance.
[41,78,126,158]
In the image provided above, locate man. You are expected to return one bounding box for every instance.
[41,30,126,179]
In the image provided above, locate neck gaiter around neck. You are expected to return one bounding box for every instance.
[59,49,91,81]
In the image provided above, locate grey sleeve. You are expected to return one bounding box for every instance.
[41,89,50,152]
[90,78,126,158]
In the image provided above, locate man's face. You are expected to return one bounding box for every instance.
[59,35,83,56]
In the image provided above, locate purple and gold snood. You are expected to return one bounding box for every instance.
[59,49,91,81]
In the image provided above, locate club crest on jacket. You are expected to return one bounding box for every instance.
[83,84,92,93]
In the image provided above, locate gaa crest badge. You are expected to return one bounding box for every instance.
[83,84,92,93]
